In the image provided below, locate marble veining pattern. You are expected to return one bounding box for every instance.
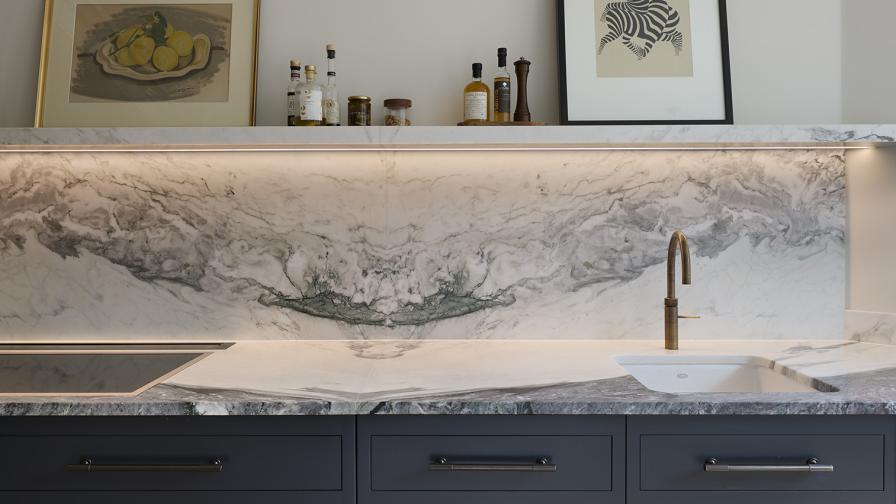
[4,340,896,416]
[0,149,846,340]
[848,310,896,344]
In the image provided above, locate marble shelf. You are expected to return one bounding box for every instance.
[1,125,895,151]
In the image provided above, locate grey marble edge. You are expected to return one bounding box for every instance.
[1,125,895,148]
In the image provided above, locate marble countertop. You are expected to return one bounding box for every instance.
[4,340,896,416]
[2,125,895,149]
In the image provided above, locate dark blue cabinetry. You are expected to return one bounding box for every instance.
[358,415,625,504]
[0,415,891,504]
[0,416,355,504]
[628,416,895,504]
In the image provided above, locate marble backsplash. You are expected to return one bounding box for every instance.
[0,149,846,340]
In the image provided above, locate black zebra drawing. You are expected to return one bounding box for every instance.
[598,0,684,60]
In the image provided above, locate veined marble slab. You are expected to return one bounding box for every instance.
[0,125,894,149]
[2,340,896,416]
[0,149,845,340]
[848,310,896,344]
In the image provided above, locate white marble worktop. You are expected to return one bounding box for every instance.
[4,339,896,416]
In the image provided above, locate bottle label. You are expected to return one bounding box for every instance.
[495,81,511,115]
[324,95,340,125]
[464,92,489,121]
[300,89,323,121]
[287,92,298,125]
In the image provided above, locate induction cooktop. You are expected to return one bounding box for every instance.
[0,343,233,397]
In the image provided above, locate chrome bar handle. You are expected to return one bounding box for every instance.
[705,458,834,473]
[66,458,223,472]
[429,457,557,472]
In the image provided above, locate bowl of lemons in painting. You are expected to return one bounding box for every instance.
[95,11,212,81]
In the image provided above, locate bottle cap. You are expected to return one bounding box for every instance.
[326,44,335,51]
[327,43,336,59]
[472,62,483,79]
[498,47,507,56]
[498,47,508,67]
[290,59,302,68]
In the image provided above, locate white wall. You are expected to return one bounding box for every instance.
[0,0,45,127]
[847,148,896,314]
[843,0,896,123]
[842,1,896,318]
[726,0,842,124]
[0,0,850,126]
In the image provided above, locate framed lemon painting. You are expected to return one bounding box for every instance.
[35,0,259,126]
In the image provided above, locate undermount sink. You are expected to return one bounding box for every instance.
[0,343,232,397]
[615,355,837,394]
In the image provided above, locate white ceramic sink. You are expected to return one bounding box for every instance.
[615,355,836,394]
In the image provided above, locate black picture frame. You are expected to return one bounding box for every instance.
[557,0,733,125]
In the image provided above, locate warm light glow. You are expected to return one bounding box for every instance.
[0,145,875,153]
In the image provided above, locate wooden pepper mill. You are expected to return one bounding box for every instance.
[513,57,532,122]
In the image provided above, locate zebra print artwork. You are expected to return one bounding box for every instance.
[598,0,685,60]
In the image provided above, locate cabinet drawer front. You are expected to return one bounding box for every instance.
[371,434,612,491]
[641,433,883,491]
[0,435,343,491]
[359,416,625,504]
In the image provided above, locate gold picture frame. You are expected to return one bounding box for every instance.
[35,0,259,127]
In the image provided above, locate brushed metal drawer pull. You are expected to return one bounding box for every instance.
[429,457,557,472]
[705,458,834,473]
[66,458,223,472]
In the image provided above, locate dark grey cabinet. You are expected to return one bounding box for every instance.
[358,415,625,504]
[0,414,892,504]
[627,416,895,504]
[0,416,355,504]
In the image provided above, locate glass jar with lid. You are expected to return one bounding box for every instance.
[347,96,372,126]
[383,99,412,126]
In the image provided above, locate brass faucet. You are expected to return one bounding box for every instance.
[665,231,698,350]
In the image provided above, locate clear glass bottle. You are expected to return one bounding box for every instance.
[296,65,323,126]
[493,48,512,123]
[323,44,340,126]
[287,59,301,126]
[463,63,490,124]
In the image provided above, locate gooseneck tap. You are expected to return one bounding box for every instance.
[665,231,698,350]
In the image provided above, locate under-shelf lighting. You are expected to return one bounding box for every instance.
[0,145,876,153]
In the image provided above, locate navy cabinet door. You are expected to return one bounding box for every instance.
[358,415,625,504]
[0,416,355,504]
[627,416,895,504]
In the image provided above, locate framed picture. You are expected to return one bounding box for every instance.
[558,0,733,125]
[35,0,259,127]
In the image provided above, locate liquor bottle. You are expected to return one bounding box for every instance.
[296,64,323,126]
[287,59,302,126]
[463,63,491,124]
[493,48,512,123]
[323,44,340,126]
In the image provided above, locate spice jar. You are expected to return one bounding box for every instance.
[383,99,412,126]
[347,96,372,126]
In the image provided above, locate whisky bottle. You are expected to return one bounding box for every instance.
[323,44,340,126]
[463,63,491,124]
[287,59,301,126]
[296,65,323,126]
[493,48,511,123]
